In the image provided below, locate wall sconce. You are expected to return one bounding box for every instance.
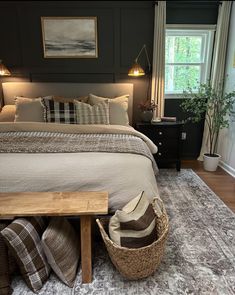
[0,60,11,110]
[0,60,11,76]
[128,44,152,107]
[128,44,151,77]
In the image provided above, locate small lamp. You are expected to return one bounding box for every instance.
[0,60,11,76]
[128,44,151,77]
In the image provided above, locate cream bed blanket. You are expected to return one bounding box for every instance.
[0,123,159,212]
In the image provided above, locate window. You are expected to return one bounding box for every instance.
[165,25,215,97]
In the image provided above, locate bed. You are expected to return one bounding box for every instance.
[0,82,159,212]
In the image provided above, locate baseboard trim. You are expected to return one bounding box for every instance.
[219,160,235,178]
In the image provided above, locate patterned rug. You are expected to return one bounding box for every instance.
[12,169,235,295]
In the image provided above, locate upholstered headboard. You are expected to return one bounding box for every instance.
[2,82,134,124]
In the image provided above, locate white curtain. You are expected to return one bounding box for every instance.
[198,1,232,160]
[151,1,166,119]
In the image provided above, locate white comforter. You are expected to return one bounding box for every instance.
[0,123,159,212]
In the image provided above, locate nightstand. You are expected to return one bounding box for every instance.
[136,121,183,171]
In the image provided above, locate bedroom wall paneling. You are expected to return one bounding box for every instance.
[0,1,220,158]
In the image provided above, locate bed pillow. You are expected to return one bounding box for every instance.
[41,98,76,124]
[74,100,109,124]
[88,93,129,125]
[109,191,156,248]
[42,217,80,287]
[0,105,16,122]
[1,217,50,293]
[14,96,44,122]
[0,222,12,295]
[53,95,89,103]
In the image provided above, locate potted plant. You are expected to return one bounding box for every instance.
[181,82,235,171]
[138,100,157,122]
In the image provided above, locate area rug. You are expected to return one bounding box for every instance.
[11,169,235,295]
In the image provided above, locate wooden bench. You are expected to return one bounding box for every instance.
[0,191,108,284]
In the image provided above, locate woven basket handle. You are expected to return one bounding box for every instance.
[152,197,165,218]
[96,218,110,241]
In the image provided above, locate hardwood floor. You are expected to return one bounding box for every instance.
[182,160,235,213]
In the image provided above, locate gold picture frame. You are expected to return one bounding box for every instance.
[41,16,98,58]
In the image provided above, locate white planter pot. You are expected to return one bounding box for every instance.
[203,153,221,172]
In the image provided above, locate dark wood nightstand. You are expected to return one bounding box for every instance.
[136,121,183,171]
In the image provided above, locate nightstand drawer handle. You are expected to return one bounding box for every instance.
[158,142,162,146]
[158,152,162,156]
[158,131,163,135]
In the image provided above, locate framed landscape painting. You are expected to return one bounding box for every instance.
[41,17,98,58]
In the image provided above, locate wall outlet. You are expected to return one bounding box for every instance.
[181,132,187,140]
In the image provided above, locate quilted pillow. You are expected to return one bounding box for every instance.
[109,191,156,248]
[41,98,76,124]
[74,100,109,124]
[88,93,129,125]
[42,217,80,287]
[1,217,50,293]
[14,96,45,122]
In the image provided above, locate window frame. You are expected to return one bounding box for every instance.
[165,24,215,98]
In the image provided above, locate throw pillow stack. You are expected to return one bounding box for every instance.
[0,216,80,293]
[1,94,130,126]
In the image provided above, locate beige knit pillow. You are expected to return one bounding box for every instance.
[109,191,156,248]
[14,96,45,122]
[88,93,129,125]
[41,217,80,287]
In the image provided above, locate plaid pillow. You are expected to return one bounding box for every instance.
[0,222,12,295]
[74,100,109,124]
[1,217,50,293]
[41,98,76,124]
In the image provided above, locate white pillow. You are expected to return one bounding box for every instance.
[14,96,45,122]
[88,94,129,125]
[74,100,109,124]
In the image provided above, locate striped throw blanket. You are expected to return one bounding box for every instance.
[0,132,158,174]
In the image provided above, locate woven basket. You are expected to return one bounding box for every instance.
[96,198,169,280]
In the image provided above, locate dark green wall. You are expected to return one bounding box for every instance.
[166,0,219,158]
[0,0,219,158]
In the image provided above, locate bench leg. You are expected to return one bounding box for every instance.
[80,215,92,283]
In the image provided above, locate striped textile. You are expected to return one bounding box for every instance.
[109,191,157,248]
[0,222,12,295]
[1,217,50,292]
[74,100,109,124]
[41,98,76,124]
[0,132,158,175]
[42,217,80,287]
